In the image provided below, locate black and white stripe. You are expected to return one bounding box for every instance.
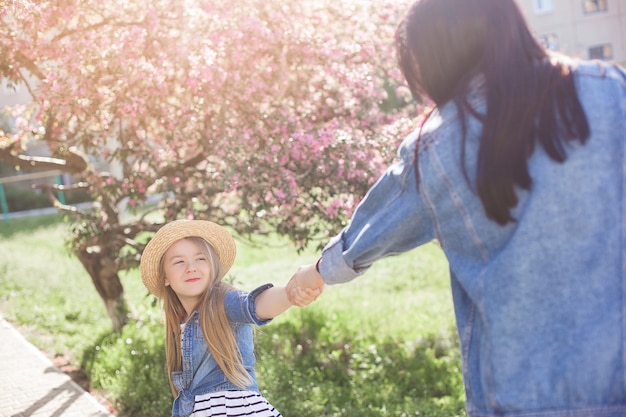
[191,390,282,417]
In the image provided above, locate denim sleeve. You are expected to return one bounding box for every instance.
[319,132,436,285]
[224,284,274,326]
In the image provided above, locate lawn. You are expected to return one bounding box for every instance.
[0,213,466,417]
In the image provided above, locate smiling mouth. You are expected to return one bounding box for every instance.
[186,278,201,282]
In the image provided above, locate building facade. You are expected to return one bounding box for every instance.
[515,0,626,64]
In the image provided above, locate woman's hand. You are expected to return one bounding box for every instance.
[286,263,325,307]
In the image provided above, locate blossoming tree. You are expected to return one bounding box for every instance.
[0,0,417,328]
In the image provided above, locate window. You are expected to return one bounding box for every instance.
[588,43,613,60]
[539,33,560,51]
[583,0,608,13]
[533,0,554,13]
[1,79,20,96]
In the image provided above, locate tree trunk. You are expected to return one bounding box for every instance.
[75,247,129,330]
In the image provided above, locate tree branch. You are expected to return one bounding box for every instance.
[34,184,90,216]
[0,147,88,173]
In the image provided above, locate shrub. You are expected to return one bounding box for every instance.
[2,185,92,212]
[3,187,51,211]
[253,308,466,417]
[83,318,172,417]
[84,307,466,417]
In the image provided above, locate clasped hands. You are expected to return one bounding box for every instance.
[286,262,325,307]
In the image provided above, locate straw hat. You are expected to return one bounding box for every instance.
[140,220,236,298]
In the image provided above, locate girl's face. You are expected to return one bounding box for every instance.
[163,238,213,311]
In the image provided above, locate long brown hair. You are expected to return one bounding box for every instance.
[159,237,251,396]
[395,0,590,224]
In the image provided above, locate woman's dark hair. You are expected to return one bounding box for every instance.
[395,0,590,224]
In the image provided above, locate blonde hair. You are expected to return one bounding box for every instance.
[158,237,252,396]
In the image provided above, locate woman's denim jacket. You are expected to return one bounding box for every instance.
[319,61,626,417]
[171,284,273,417]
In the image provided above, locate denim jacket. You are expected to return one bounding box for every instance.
[318,61,626,417]
[171,284,273,417]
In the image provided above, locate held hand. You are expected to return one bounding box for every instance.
[287,263,325,307]
[288,286,322,307]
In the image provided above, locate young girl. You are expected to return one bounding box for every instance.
[140,219,318,417]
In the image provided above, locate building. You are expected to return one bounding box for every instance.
[516,0,626,65]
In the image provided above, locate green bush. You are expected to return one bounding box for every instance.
[83,318,172,417]
[2,185,92,212]
[3,187,51,211]
[84,307,466,417]
[255,309,466,417]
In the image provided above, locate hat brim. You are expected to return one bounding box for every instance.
[139,220,236,298]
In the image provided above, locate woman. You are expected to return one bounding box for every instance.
[288,0,626,416]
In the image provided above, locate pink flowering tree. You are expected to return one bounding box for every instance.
[0,0,417,328]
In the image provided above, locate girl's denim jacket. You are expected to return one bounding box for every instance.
[319,61,626,417]
[171,284,273,417]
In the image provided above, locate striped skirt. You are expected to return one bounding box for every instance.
[191,390,282,417]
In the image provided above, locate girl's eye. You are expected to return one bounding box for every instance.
[174,260,184,265]
[196,257,207,262]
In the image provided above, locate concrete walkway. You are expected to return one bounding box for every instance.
[0,317,115,417]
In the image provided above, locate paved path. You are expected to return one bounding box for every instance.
[0,317,116,417]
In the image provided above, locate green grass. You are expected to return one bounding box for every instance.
[0,214,466,417]
[0,214,113,357]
